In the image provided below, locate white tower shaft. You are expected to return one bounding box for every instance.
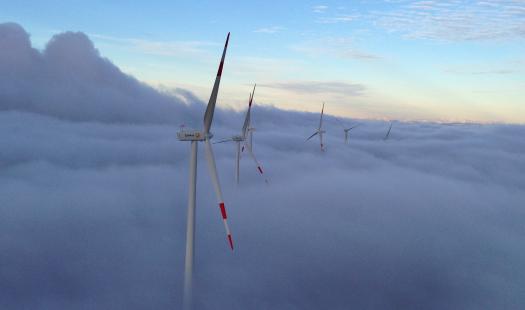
[183,141,198,310]
[235,141,241,184]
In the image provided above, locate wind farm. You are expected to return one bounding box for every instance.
[1,2,525,310]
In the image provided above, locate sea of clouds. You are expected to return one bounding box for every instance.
[1,23,524,310]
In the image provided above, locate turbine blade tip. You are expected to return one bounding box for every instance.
[228,235,234,250]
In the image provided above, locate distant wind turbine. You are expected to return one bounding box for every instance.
[383,121,393,140]
[336,118,359,144]
[306,102,326,151]
[215,84,267,184]
[177,33,233,310]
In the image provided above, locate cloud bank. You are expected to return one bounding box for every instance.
[1,23,525,310]
[0,22,202,124]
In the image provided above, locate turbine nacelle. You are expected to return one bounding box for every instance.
[177,130,213,141]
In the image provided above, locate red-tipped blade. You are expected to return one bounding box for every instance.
[204,139,234,251]
[203,32,230,134]
[216,32,230,77]
[247,147,268,183]
[242,84,256,138]
[319,102,325,130]
[248,83,256,107]
[219,202,234,250]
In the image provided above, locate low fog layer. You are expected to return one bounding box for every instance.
[1,23,524,310]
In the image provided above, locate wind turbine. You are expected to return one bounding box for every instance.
[215,84,267,184]
[336,118,359,144]
[177,33,233,310]
[306,102,326,151]
[383,121,393,140]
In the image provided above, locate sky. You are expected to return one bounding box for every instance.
[1,21,525,310]
[1,0,524,123]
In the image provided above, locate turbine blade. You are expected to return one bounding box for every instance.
[242,84,256,137]
[203,33,230,134]
[246,146,268,182]
[306,131,319,141]
[213,138,234,144]
[335,117,346,129]
[249,83,256,107]
[204,139,234,250]
[320,132,324,151]
[319,102,325,129]
[248,130,253,151]
[384,122,393,140]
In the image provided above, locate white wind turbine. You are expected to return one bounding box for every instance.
[306,102,326,151]
[177,33,233,310]
[336,118,359,144]
[215,84,267,184]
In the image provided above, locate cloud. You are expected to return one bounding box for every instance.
[444,68,521,75]
[91,34,217,57]
[316,14,358,24]
[291,37,382,60]
[1,23,525,310]
[312,5,328,13]
[253,26,284,34]
[375,0,525,41]
[258,81,366,97]
[0,23,202,124]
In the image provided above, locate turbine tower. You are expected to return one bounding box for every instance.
[215,84,267,184]
[336,118,359,144]
[177,33,233,310]
[306,102,326,151]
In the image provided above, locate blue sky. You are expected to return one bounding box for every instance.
[2,0,524,123]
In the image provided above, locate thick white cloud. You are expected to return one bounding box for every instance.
[1,23,525,310]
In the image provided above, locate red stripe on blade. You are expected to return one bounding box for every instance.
[228,234,234,250]
[216,33,230,77]
[257,166,263,174]
[217,61,224,77]
[219,202,227,219]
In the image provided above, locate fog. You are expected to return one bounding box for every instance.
[1,23,524,309]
